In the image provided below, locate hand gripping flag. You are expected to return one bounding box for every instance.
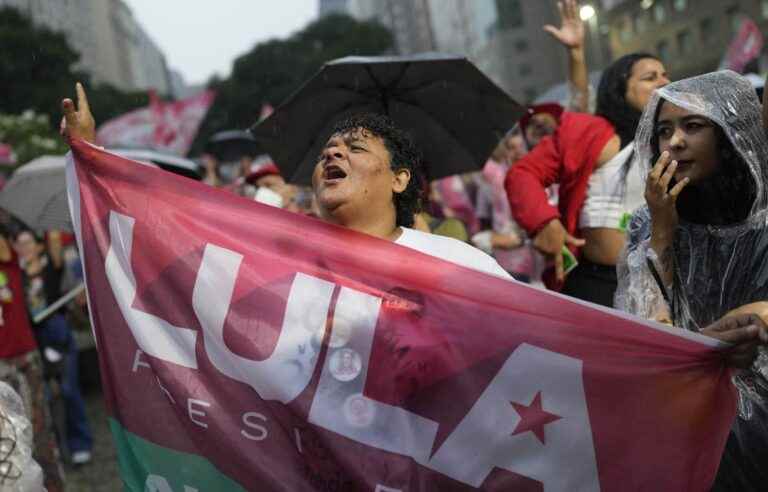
[67,140,736,492]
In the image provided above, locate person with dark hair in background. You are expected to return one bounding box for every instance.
[505,53,670,306]
[14,230,93,466]
[0,228,65,491]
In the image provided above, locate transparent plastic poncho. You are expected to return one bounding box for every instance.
[0,382,44,492]
[615,70,768,488]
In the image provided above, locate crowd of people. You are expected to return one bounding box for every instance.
[2,0,768,490]
[1,225,89,491]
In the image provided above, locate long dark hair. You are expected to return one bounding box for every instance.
[596,53,660,148]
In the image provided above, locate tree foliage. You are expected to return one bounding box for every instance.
[0,6,392,159]
[0,7,82,122]
[0,111,68,166]
[0,6,148,146]
[191,14,393,154]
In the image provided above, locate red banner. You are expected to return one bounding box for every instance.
[67,140,736,491]
[96,90,214,156]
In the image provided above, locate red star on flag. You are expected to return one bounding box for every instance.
[510,391,562,444]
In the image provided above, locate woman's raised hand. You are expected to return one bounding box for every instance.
[543,0,585,50]
[60,82,96,145]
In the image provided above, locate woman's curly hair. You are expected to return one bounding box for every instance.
[329,113,425,228]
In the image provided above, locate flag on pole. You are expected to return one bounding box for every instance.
[67,139,736,491]
[720,19,764,74]
[96,90,215,156]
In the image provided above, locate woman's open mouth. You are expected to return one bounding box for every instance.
[323,165,347,183]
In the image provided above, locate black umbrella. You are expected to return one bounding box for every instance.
[251,53,525,184]
[205,129,261,162]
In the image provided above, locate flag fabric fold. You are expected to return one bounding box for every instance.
[67,139,736,491]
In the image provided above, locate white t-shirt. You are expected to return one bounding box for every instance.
[579,143,644,230]
[395,227,513,280]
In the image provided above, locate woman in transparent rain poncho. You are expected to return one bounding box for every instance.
[615,70,768,490]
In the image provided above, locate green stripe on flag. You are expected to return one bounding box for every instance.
[109,418,246,491]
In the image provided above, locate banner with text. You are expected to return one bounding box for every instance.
[67,140,736,491]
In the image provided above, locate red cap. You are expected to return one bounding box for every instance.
[245,162,281,184]
[519,103,565,134]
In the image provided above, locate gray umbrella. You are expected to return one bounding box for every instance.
[0,155,71,231]
[251,53,524,184]
[0,154,159,232]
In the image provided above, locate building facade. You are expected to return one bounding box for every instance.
[349,0,437,54]
[319,0,349,17]
[1,0,171,94]
[348,0,586,103]
[602,0,768,80]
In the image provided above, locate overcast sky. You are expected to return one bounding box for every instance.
[124,1,318,85]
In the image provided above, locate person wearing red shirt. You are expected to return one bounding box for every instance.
[506,53,670,305]
[0,231,65,491]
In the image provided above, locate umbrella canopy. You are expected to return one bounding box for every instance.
[205,130,262,162]
[111,148,202,180]
[0,154,156,232]
[0,155,70,231]
[251,53,525,185]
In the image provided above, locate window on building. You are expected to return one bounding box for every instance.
[677,29,693,55]
[519,63,532,77]
[653,1,667,23]
[657,40,670,63]
[673,0,687,12]
[496,0,524,29]
[634,11,648,34]
[699,17,713,43]
[619,16,633,42]
[515,39,529,52]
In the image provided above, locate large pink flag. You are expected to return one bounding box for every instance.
[96,90,215,156]
[67,139,736,491]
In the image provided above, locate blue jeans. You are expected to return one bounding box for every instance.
[36,313,93,454]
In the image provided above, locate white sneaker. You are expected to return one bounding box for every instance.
[71,450,92,465]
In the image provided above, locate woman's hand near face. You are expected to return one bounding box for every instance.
[646,151,690,235]
[60,82,96,145]
[646,151,690,283]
